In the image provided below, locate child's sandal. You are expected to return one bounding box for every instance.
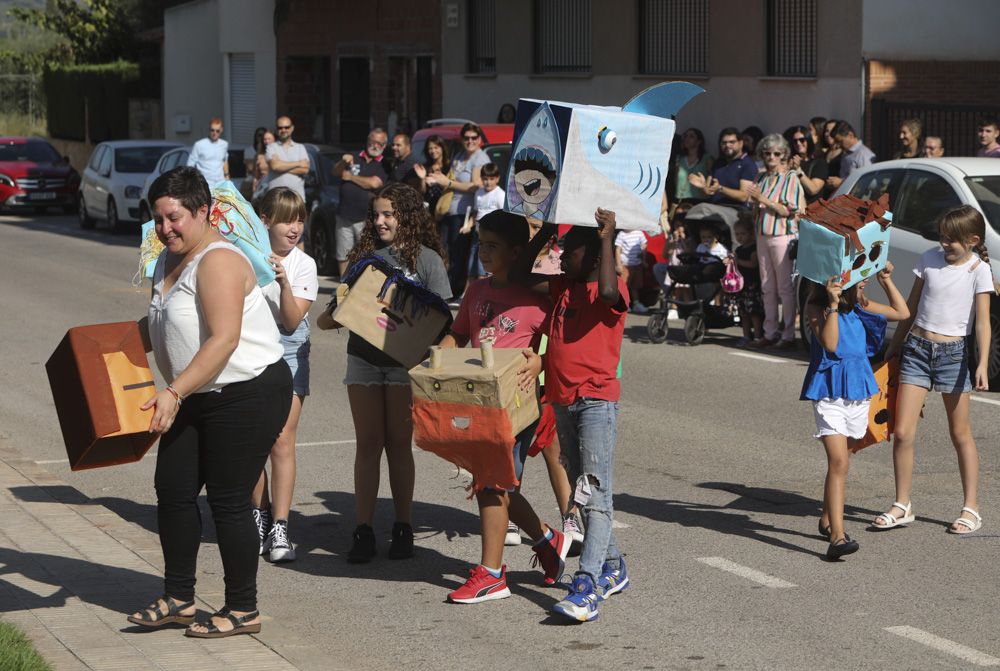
[870,501,914,530]
[184,608,261,639]
[947,507,982,534]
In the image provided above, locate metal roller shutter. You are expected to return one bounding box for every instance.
[229,54,256,143]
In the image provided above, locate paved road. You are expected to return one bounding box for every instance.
[2,212,999,670]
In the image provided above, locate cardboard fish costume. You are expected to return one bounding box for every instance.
[797,193,892,290]
[333,254,453,369]
[852,358,900,452]
[136,180,275,287]
[504,82,703,232]
[46,322,158,471]
[410,343,540,493]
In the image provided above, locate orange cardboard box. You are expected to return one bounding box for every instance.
[45,322,158,470]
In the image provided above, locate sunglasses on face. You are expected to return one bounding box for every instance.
[463,135,480,141]
[764,151,784,157]
[793,137,808,143]
[277,125,292,130]
[210,128,222,133]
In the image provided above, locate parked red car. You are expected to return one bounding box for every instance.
[0,137,80,213]
[411,121,515,181]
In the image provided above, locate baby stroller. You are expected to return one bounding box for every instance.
[646,251,735,345]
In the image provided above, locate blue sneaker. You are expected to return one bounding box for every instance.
[552,574,600,622]
[597,556,629,599]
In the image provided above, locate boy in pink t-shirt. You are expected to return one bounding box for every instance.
[439,212,570,605]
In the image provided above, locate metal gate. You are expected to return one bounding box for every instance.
[870,99,1000,160]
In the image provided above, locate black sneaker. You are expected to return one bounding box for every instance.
[253,507,272,556]
[388,522,414,559]
[348,523,376,563]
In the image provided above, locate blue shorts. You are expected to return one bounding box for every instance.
[484,419,540,494]
[280,320,311,396]
[898,333,971,394]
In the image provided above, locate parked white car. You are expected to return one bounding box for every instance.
[78,140,181,232]
[137,143,251,223]
[799,157,1000,388]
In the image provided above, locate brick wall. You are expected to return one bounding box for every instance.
[275,0,442,147]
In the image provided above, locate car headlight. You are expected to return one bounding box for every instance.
[124,185,142,199]
[0,174,14,188]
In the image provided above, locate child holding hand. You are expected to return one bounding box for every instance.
[801,264,908,559]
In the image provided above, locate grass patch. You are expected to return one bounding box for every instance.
[0,621,52,671]
[0,113,47,138]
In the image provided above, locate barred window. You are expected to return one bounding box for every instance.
[534,0,591,74]
[767,0,817,77]
[468,0,496,74]
[639,0,708,76]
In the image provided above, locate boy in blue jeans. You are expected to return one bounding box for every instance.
[515,209,630,622]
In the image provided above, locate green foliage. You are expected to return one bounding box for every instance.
[48,60,139,78]
[0,621,53,671]
[8,0,136,65]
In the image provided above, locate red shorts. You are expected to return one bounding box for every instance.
[529,402,556,457]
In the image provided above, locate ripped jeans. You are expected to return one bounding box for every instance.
[552,398,622,581]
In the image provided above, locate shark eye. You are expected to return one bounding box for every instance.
[598,126,617,153]
[465,381,475,392]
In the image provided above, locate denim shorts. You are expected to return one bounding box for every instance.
[343,354,411,386]
[483,419,540,494]
[280,320,311,396]
[898,333,971,394]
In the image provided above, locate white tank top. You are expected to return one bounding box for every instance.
[149,241,282,393]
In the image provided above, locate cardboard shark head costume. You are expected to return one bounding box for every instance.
[504,82,703,232]
[797,193,893,290]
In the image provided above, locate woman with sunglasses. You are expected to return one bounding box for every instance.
[783,125,828,204]
[746,134,806,351]
[425,122,489,298]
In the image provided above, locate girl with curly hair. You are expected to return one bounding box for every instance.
[342,182,452,563]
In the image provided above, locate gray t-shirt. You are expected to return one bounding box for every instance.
[346,245,452,368]
[265,140,309,199]
[448,149,490,215]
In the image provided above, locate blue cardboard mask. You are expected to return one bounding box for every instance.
[797,194,893,289]
[504,82,703,231]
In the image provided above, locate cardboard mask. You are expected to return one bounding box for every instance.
[797,193,893,289]
[410,343,540,492]
[333,254,452,369]
[504,82,703,232]
[136,180,275,287]
[45,322,158,471]
[852,358,899,452]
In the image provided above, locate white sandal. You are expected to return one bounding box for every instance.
[947,507,982,534]
[871,501,915,530]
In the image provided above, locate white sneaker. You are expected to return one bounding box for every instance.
[266,520,296,563]
[504,522,521,546]
[562,512,584,555]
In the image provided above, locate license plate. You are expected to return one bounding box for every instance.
[29,192,57,200]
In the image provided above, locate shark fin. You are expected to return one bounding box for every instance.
[622,81,704,119]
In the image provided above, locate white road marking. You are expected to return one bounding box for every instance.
[728,352,790,364]
[971,394,1000,407]
[695,557,796,588]
[885,626,1000,667]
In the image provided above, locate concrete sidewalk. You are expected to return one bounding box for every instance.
[0,442,305,671]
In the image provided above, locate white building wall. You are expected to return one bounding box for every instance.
[862,0,1000,60]
[164,0,276,145]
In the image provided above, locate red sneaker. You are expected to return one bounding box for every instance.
[531,528,570,585]
[447,565,511,604]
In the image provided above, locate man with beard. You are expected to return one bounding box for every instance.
[688,127,758,207]
[332,127,389,276]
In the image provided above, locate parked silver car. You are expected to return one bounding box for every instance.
[799,157,1000,387]
[137,144,250,223]
[78,140,182,232]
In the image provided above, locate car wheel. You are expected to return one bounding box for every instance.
[78,194,95,229]
[684,314,705,345]
[139,201,151,224]
[310,215,337,276]
[107,197,125,233]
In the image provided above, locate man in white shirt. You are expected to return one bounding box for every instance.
[187,117,229,185]
[266,115,310,200]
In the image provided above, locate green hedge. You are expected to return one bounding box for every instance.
[43,60,139,142]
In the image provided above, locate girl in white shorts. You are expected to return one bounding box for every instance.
[800,264,908,559]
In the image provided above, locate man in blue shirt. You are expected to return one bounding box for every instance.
[688,127,757,206]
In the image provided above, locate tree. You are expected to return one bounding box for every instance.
[9,0,137,65]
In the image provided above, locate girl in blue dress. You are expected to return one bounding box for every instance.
[801,263,909,559]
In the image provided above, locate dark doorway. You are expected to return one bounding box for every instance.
[284,56,331,143]
[416,57,433,129]
[339,57,370,146]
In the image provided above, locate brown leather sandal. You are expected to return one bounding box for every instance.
[184,607,261,639]
[126,596,196,628]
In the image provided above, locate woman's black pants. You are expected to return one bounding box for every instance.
[154,360,292,611]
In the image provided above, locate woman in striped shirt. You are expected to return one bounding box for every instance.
[747,133,806,350]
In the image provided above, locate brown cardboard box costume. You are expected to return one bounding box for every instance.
[46,322,158,470]
[410,343,539,492]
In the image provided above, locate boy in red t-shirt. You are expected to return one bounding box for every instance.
[440,212,570,605]
[515,208,630,622]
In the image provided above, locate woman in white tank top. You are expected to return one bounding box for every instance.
[127,167,291,639]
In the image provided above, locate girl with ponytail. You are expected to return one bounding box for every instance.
[873,205,996,535]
